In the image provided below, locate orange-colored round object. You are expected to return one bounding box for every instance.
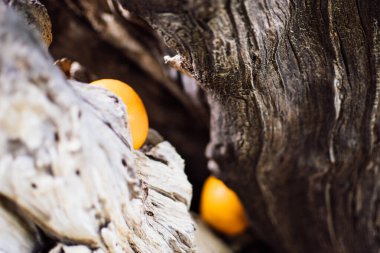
[91,79,149,149]
[200,176,248,236]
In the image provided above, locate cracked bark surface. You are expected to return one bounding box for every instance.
[119,1,380,253]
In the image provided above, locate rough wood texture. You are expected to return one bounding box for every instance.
[119,1,380,253]
[0,4,195,252]
[41,0,210,211]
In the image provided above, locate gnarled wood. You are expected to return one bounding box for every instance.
[0,4,195,252]
[119,1,380,253]
[42,0,210,211]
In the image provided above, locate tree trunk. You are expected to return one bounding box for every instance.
[119,1,380,253]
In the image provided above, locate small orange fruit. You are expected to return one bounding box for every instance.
[90,79,149,149]
[200,176,248,236]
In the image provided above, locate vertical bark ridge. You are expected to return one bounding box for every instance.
[118,0,380,252]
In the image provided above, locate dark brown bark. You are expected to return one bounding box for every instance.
[118,1,380,253]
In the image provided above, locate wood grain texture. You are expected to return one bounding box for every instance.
[0,4,195,252]
[118,0,380,252]
[42,0,211,211]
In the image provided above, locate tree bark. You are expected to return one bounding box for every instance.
[118,1,380,253]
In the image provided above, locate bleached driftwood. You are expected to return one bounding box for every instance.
[0,4,195,253]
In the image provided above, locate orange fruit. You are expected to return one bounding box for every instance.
[200,176,248,236]
[90,79,149,149]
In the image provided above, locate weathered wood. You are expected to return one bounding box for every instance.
[42,0,210,211]
[43,0,208,124]
[0,4,195,252]
[119,1,380,253]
